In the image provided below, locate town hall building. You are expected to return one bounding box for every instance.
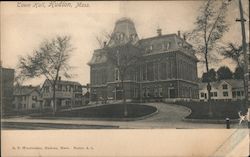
[88,17,199,102]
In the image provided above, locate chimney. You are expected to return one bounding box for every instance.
[177,30,181,37]
[103,41,107,47]
[157,28,162,36]
[183,34,186,41]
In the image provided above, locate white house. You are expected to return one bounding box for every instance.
[41,78,83,110]
[199,79,244,101]
[13,85,42,111]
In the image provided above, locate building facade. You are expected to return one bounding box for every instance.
[248,47,250,101]
[41,79,83,109]
[89,18,199,103]
[13,85,42,111]
[0,67,14,114]
[199,79,245,101]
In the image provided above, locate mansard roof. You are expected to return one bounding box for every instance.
[107,17,139,47]
[89,17,198,65]
[88,49,108,65]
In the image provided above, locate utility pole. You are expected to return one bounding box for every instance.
[236,0,249,112]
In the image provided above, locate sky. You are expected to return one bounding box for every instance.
[1,1,249,86]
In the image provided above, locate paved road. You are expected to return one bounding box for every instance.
[1,103,246,129]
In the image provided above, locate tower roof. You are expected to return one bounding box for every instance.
[108,17,139,47]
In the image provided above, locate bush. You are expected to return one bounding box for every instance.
[176,100,246,120]
[33,103,157,120]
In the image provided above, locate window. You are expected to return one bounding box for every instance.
[115,68,119,81]
[232,91,236,98]
[143,88,147,97]
[32,103,36,108]
[214,92,217,97]
[149,45,153,51]
[78,86,82,92]
[146,88,150,97]
[159,87,163,97]
[133,88,138,98]
[211,92,214,97]
[201,93,204,98]
[223,91,228,97]
[62,85,66,91]
[178,42,183,47]
[154,63,159,80]
[237,91,241,97]
[32,96,37,101]
[58,84,62,91]
[147,62,154,81]
[18,103,22,109]
[161,43,165,50]
[165,42,170,50]
[142,65,147,81]
[241,91,244,96]
[154,87,158,97]
[222,84,228,89]
[66,101,70,106]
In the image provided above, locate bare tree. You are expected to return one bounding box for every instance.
[187,0,230,116]
[95,30,113,48]
[220,42,248,112]
[18,36,74,115]
[105,42,143,116]
[220,42,244,67]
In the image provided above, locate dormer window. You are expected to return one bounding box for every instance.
[150,45,153,51]
[120,33,124,41]
[165,42,170,50]
[130,34,137,41]
[115,68,119,81]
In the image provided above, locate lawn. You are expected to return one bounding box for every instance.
[34,103,157,120]
[176,100,246,120]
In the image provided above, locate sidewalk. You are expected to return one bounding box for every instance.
[2,102,247,129]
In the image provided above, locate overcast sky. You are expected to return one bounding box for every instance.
[1,1,249,86]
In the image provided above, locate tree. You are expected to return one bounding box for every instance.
[18,36,73,115]
[234,66,244,80]
[220,42,245,80]
[220,42,244,68]
[217,66,233,80]
[202,68,217,82]
[186,0,230,117]
[105,43,143,116]
[186,0,230,116]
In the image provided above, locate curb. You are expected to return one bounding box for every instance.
[182,117,239,124]
[37,109,159,122]
[1,121,119,129]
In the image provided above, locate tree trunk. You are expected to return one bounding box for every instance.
[52,81,56,116]
[205,49,213,117]
[121,76,128,117]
